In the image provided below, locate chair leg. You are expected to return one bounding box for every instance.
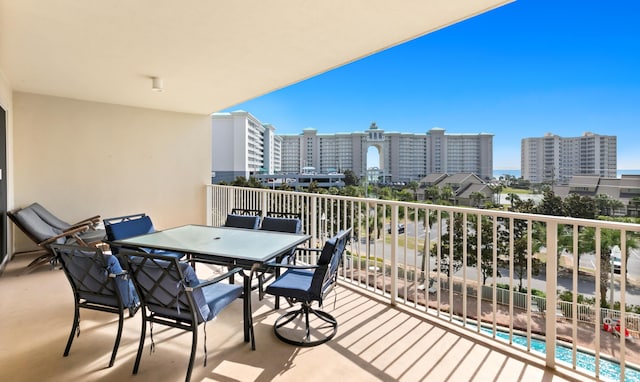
[63,305,80,357]
[273,302,338,347]
[23,251,55,273]
[108,309,124,368]
[132,317,147,375]
[185,327,197,382]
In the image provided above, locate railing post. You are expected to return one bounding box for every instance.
[311,196,319,248]
[206,185,212,226]
[390,204,398,305]
[545,221,557,369]
[227,186,235,214]
[261,190,268,217]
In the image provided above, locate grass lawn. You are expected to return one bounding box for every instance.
[502,187,534,194]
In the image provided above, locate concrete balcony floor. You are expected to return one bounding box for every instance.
[1,253,585,382]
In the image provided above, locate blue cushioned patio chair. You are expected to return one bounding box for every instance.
[224,213,260,229]
[8,207,103,271]
[103,213,183,259]
[264,228,352,346]
[51,244,133,368]
[120,249,250,382]
[257,216,303,308]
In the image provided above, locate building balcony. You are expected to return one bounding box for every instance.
[1,245,585,382]
[2,184,639,381]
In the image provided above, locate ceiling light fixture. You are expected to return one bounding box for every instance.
[151,77,163,92]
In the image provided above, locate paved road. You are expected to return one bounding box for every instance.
[355,221,640,305]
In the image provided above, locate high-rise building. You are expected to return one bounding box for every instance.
[521,132,617,184]
[212,112,494,183]
[280,123,494,182]
[211,111,271,182]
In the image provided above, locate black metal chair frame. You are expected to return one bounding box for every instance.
[265,228,351,347]
[121,250,251,382]
[52,244,128,368]
[230,208,262,216]
[266,210,302,220]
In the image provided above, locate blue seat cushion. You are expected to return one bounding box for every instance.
[265,268,314,301]
[200,283,242,320]
[181,262,241,322]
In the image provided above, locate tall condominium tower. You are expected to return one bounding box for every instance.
[213,112,494,183]
[521,132,617,184]
[280,123,493,182]
[212,111,282,182]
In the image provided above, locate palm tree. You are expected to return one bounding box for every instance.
[577,227,640,306]
[440,186,454,205]
[425,186,440,203]
[407,180,420,201]
[470,191,486,208]
[490,184,504,205]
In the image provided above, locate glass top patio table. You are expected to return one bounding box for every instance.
[113,224,311,349]
[112,224,311,266]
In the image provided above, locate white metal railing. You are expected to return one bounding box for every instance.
[206,184,640,381]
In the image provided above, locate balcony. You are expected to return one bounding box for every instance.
[204,185,640,381]
[1,244,584,382]
[2,184,639,381]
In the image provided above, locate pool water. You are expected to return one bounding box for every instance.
[478,326,640,382]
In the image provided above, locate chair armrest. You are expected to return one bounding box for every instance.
[187,267,244,291]
[70,215,102,230]
[40,225,90,246]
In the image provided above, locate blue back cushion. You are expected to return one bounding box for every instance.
[260,216,301,234]
[105,216,155,241]
[224,214,260,229]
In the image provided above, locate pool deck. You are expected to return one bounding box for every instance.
[421,288,640,367]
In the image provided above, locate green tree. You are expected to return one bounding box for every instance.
[438,212,468,279]
[563,193,596,219]
[343,169,359,187]
[490,184,504,205]
[467,215,507,285]
[576,227,640,307]
[508,198,543,291]
[535,188,564,216]
[230,176,249,187]
[470,191,486,208]
[407,180,420,201]
[440,186,454,205]
[425,186,440,203]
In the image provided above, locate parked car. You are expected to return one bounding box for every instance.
[388,224,405,234]
[611,254,622,274]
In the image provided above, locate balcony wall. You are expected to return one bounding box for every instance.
[10,92,212,252]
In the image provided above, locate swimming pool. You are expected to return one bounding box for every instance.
[477,326,640,382]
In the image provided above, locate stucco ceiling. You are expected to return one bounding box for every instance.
[0,0,512,115]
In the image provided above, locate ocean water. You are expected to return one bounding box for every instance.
[493,169,640,179]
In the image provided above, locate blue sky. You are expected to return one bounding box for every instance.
[222,0,640,170]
